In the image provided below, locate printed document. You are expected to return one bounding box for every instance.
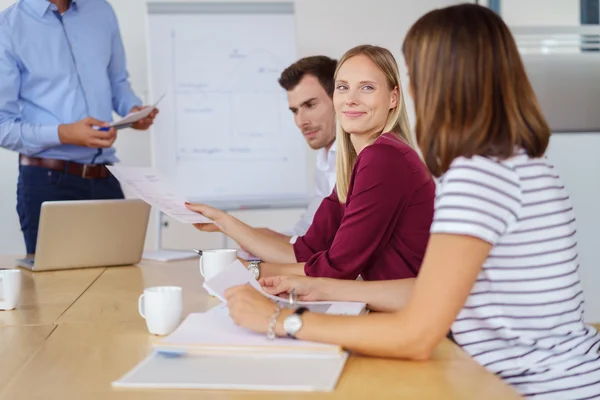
[107,166,212,224]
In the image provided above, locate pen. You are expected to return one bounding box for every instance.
[192,249,202,256]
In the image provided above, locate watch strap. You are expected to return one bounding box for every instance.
[294,307,309,316]
[286,307,309,339]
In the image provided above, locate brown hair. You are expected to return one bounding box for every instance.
[402,4,550,177]
[334,45,414,203]
[278,56,338,97]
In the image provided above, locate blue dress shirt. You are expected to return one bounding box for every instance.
[0,0,141,163]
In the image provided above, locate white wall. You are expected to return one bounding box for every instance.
[500,0,580,26]
[546,134,600,323]
[0,0,598,321]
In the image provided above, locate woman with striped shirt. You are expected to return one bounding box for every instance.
[224,4,600,398]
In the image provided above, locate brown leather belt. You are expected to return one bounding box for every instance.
[19,154,111,179]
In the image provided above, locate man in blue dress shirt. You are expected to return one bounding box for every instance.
[0,0,157,254]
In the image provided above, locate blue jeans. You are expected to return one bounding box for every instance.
[16,165,124,254]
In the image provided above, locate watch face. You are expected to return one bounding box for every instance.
[284,315,303,336]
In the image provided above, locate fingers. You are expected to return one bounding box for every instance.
[261,277,291,296]
[136,117,153,127]
[185,202,209,213]
[149,108,159,118]
[260,276,281,288]
[88,128,117,148]
[224,284,254,302]
[130,108,158,130]
[192,223,220,232]
[89,136,116,148]
[84,117,109,127]
[91,127,117,140]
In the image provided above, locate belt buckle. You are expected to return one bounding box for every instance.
[82,164,91,179]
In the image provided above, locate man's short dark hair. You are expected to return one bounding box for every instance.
[278,56,337,97]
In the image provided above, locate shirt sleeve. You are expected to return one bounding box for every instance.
[293,189,343,262]
[287,192,326,237]
[300,144,419,279]
[430,157,522,245]
[107,7,142,117]
[0,25,61,154]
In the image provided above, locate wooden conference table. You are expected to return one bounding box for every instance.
[0,257,522,399]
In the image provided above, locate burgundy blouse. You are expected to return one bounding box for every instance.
[293,133,435,281]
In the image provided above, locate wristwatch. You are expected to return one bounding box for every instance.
[283,307,309,339]
[247,260,261,280]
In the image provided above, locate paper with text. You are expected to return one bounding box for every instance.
[107,166,212,224]
[203,260,366,316]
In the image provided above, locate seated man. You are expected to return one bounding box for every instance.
[255,56,338,244]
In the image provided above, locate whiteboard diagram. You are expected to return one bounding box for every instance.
[147,3,308,209]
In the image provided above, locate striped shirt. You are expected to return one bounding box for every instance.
[431,152,600,399]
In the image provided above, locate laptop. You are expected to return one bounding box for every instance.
[17,199,151,271]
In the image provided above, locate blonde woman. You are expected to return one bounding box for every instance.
[187,45,435,281]
[225,5,600,399]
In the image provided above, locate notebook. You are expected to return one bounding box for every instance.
[112,350,348,392]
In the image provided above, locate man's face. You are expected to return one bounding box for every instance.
[287,75,336,150]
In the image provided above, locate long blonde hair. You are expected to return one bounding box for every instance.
[335,45,414,203]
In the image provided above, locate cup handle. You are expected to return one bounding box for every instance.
[199,256,205,277]
[138,294,146,319]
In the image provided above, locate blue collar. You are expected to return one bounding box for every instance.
[23,0,79,18]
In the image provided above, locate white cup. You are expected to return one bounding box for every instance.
[199,249,238,281]
[0,269,21,311]
[138,286,183,335]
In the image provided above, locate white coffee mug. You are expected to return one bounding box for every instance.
[0,269,21,311]
[138,286,183,335]
[199,249,238,281]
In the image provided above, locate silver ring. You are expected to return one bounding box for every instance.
[289,288,297,306]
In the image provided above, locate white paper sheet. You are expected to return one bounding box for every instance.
[107,166,213,224]
[202,260,366,316]
[109,94,165,129]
